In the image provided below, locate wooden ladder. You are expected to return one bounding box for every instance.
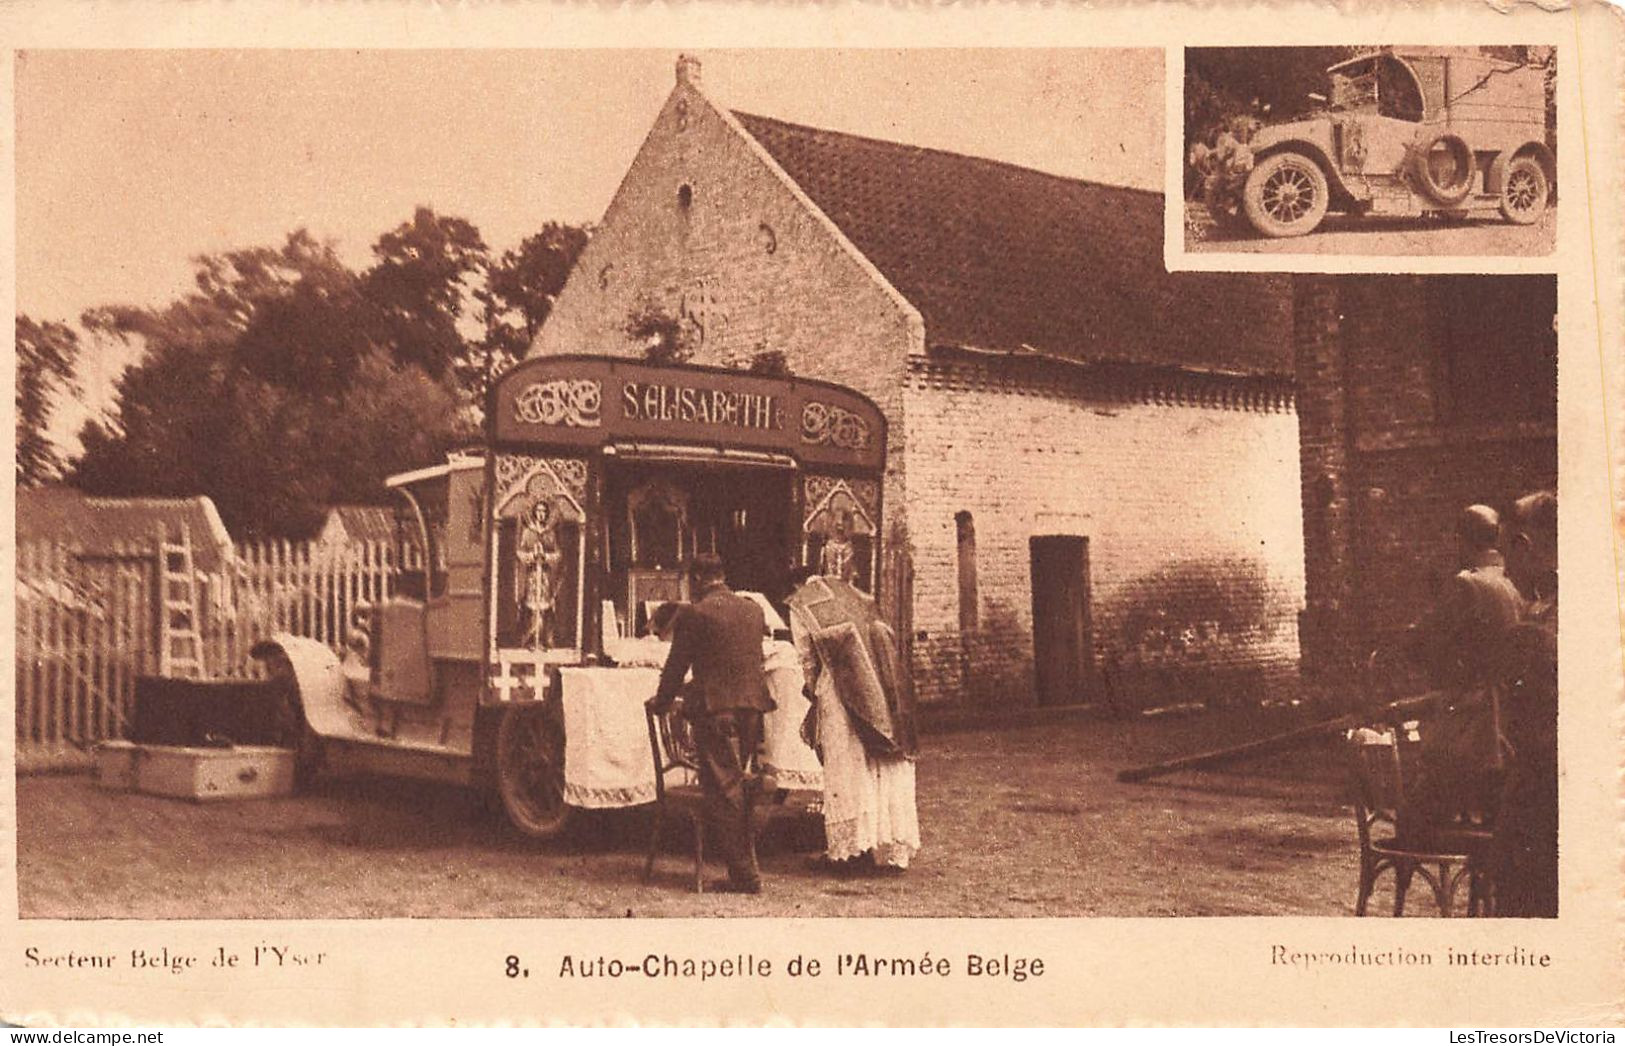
[158,525,206,678]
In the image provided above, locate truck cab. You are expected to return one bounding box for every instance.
[1196,48,1554,238]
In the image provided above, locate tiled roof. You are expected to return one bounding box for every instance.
[323,505,397,545]
[733,112,1293,377]
[16,486,234,573]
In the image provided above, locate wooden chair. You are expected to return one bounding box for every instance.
[1346,725,1493,916]
[644,704,709,892]
[643,703,783,893]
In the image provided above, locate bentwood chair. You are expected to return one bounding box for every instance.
[643,703,710,893]
[644,702,785,893]
[1346,726,1493,916]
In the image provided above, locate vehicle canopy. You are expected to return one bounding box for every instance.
[1324,49,1543,130]
[483,354,888,677]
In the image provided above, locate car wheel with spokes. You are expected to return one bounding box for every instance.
[1499,156,1549,225]
[1243,152,1330,238]
[494,703,573,840]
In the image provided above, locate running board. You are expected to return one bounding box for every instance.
[319,735,477,789]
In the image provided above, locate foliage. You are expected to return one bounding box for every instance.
[471,222,590,399]
[364,207,488,380]
[624,296,694,365]
[16,316,81,486]
[1105,555,1277,654]
[69,228,462,537]
[1188,46,1558,161]
[746,349,791,377]
[56,209,590,537]
[1186,48,1358,150]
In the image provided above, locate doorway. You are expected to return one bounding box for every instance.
[1029,535,1093,707]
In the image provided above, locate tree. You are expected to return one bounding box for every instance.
[471,222,590,398]
[364,207,488,380]
[70,227,469,537]
[15,316,81,485]
[1185,47,1361,155]
[65,209,587,537]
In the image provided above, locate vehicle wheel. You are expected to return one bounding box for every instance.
[1242,153,1330,238]
[494,703,572,840]
[1410,131,1474,206]
[1499,156,1548,225]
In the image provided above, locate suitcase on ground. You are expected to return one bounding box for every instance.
[95,740,296,801]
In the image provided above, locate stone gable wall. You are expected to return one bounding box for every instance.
[531,78,921,538]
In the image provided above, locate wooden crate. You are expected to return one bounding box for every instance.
[94,740,296,801]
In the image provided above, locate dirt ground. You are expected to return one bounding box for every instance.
[1185,209,1556,256]
[16,708,1373,919]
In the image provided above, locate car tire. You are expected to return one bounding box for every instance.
[1410,131,1475,206]
[1498,156,1549,225]
[1242,152,1331,238]
[494,702,574,840]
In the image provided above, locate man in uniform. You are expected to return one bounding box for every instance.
[1409,504,1527,694]
[647,553,775,894]
[1494,490,1558,916]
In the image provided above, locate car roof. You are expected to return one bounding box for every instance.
[1326,48,1521,76]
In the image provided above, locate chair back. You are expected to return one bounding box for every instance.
[1345,725,1418,848]
[646,703,702,803]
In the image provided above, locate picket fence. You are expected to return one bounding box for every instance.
[15,534,417,771]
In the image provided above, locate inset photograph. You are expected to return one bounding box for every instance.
[1183,46,1556,256]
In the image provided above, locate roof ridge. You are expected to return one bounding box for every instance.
[81,495,206,508]
[730,109,1162,200]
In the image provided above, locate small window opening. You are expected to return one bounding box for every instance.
[955,510,979,631]
[677,183,694,210]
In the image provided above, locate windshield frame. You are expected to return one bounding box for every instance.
[1326,52,1427,122]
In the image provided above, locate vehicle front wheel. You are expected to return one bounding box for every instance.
[494,703,573,840]
[1499,156,1549,225]
[1243,152,1330,238]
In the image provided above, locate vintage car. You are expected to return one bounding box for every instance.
[1192,48,1554,238]
[247,355,887,838]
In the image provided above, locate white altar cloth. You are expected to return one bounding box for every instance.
[560,666,666,808]
[558,652,823,809]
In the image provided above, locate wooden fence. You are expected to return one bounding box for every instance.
[206,539,409,677]
[16,541,156,771]
[16,535,416,771]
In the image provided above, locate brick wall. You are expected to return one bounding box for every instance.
[903,360,1306,710]
[1294,278,1356,681]
[1294,275,1558,699]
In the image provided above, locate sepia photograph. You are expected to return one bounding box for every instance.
[11,47,1569,925]
[2,0,1622,1024]
[1182,45,1558,255]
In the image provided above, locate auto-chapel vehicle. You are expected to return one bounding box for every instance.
[251,355,887,838]
[1193,48,1554,238]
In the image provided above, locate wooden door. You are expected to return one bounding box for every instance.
[1029,536,1093,707]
